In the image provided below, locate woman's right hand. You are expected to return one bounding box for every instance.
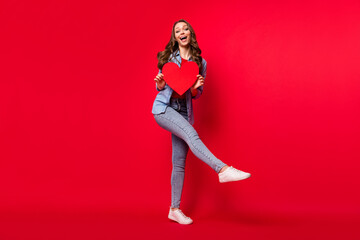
[154,73,166,90]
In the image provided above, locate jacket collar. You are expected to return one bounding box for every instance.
[173,49,192,61]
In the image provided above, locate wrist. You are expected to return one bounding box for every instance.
[191,87,198,96]
[157,83,165,90]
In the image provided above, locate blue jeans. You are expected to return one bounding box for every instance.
[153,97,227,208]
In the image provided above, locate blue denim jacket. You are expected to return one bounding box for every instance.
[151,49,207,125]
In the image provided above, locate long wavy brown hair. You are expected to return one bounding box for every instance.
[157,19,203,73]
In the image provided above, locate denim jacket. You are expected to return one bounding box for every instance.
[151,49,207,125]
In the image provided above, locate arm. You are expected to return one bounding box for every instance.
[192,59,207,99]
[155,69,166,91]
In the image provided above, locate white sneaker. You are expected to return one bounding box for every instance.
[219,166,251,183]
[168,208,193,225]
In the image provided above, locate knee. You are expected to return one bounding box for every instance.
[182,125,198,140]
[172,159,186,171]
[188,131,200,142]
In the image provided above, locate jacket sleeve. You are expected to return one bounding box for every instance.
[155,68,166,91]
[192,58,207,99]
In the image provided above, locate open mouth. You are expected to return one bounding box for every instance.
[180,36,187,42]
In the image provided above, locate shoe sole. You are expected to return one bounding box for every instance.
[219,173,251,183]
[168,215,193,224]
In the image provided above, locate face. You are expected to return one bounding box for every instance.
[174,22,191,47]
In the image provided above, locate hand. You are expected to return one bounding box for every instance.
[191,74,205,90]
[154,73,166,90]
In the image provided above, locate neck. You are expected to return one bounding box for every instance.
[178,45,191,60]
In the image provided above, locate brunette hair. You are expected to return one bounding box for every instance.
[157,19,203,73]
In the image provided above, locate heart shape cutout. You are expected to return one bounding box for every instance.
[162,61,198,95]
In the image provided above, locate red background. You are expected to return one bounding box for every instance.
[1,0,359,239]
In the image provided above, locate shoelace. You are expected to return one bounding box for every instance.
[228,167,248,177]
[230,167,244,173]
[176,209,190,219]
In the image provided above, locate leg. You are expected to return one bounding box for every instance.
[170,133,189,209]
[154,106,227,173]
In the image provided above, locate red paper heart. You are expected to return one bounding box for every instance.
[162,61,198,95]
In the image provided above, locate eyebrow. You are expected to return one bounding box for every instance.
[175,25,188,30]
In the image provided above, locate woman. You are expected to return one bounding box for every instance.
[152,19,251,225]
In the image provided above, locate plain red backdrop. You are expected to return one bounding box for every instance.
[0,0,359,239]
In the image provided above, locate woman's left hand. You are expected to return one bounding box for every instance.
[192,74,205,89]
